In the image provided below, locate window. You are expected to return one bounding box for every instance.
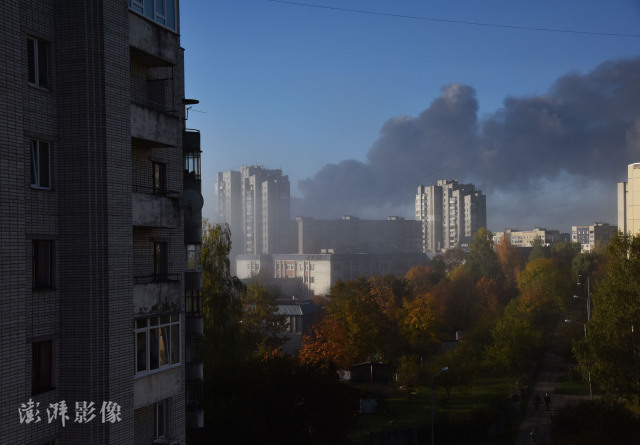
[184,152,201,180]
[186,244,202,271]
[32,340,53,394]
[31,140,50,189]
[186,290,202,316]
[27,37,48,88]
[128,0,177,32]
[135,314,180,374]
[153,242,167,280]
[152,162,166,194]
[155,399,168,438]
[33,240,53,288]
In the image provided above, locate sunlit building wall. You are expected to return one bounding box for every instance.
[571,223,617,252]
[618,162,640,235]
[416,180,486,253]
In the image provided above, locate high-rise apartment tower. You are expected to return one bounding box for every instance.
[0,1,204,443]
[217,166,291,256]
[415,180,486,253]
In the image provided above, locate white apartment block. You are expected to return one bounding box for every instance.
[416,180,486,253]
[493,228,567,248]
[618,162,640,235]
[236,253,428,297]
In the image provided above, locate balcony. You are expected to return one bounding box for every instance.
[132,190,180,228]
[129,12,180,66]
[133,275,181,315]
[130,102,178,147]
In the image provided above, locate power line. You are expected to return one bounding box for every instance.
[267,0,640,38]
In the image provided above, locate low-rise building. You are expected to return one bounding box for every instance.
[571,223,617,252]
[493,228,569,248]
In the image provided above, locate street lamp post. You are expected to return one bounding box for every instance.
[431,366,448,445]
[575,275,593,398]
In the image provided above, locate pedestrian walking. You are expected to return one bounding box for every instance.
[544,393,551,411]
[533,394,541,411]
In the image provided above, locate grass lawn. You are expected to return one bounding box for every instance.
[348,374,518,442]
[554,375,591,395]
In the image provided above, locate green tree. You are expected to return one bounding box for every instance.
[465,228,503,282]
[397,355,424,400]
[574,232,640,400]
[484,312,544,378]
[529,236,550,261]
[516,257,572,333]
[201,219,244,361]
[240,283,289,357]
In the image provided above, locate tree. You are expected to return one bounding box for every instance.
[397,355,424,400]
[299,317,353,369]
[574,232,640,400]
[240,283,289,357]
[398,291,441,355]
[484,312,544,378]
[529,236,550,261]
[516,257,572,333]
[201,219,244,361]
[495,234,525,300]
[405,264,443,296]
[465,228,503,283]
[431,248,467,276]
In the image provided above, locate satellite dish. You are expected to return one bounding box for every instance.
[179,189,204,211]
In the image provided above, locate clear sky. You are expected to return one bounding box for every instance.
[181,0,640,232]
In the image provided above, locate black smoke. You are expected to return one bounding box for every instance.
[293,57,640,230]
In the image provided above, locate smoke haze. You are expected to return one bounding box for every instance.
[292,56,640,231]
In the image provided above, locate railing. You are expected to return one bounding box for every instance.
[132,184,181,197]
[133,274,180,285]
[131,95,177,114]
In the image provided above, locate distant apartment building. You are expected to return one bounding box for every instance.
[236,252,428,297]
[618,162,640,235]
[415,180,486,253]
[571,223,617,252]
[1,1,203,443]
[493,228,569,247]
[216,165,291,256]
[296,216,422,254]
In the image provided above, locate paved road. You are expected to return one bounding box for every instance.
[514,352,591,445]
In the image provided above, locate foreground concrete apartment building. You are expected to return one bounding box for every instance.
[1,1,204,443]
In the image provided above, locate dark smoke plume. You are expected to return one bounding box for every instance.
[293,57,640,230]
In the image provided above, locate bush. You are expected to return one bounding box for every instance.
[550,399,640,445]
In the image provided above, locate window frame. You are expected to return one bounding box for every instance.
[32,339,54,394]
[32,240,53,289]
[152,162,166,194]
[155,399,168,438]
[153,242,168,280]
[135,314,180,376]
[27,36,48,89]
[185,244,202,272]
[30,139,51,190]
[128,0,177,32]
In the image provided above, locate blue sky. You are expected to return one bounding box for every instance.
[181,0,640,232]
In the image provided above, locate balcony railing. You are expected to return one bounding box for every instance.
[133,274,180,285]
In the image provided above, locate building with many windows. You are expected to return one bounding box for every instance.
[0,1,203,443]
[493,228,569,248]
[236,252,428,297]
[415,180,486,253]
[216,165,291,257]
[571,223,617,252]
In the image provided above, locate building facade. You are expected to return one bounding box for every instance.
[493,228,568,248]
[236,252,428,297]
[216,165,291,256]
[296,216,422,254]
[618,162,640,235]
[0,1,203,443]
[571,223,617,252]
[415,180,486,253]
